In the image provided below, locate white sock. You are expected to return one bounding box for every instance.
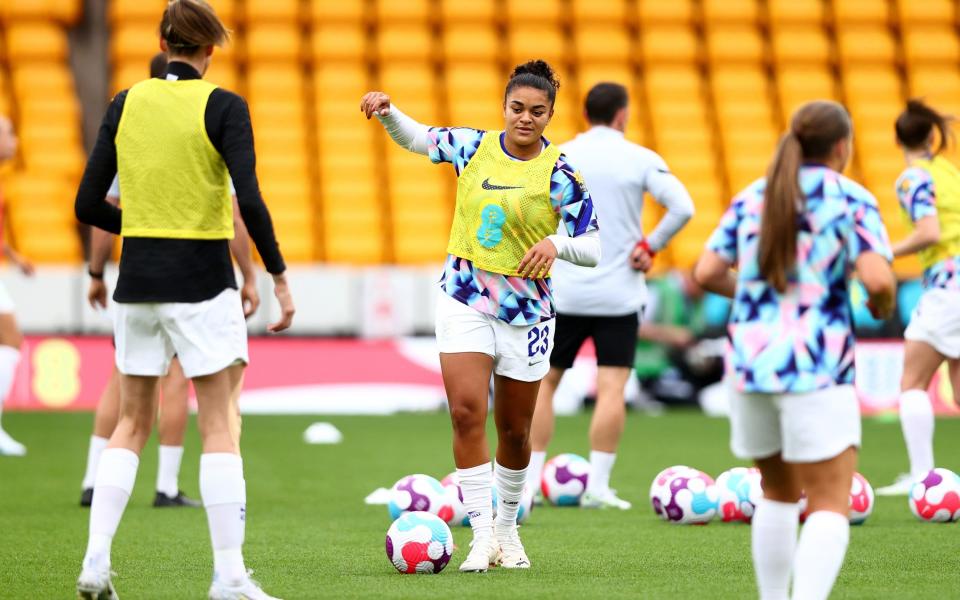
[791,511,849,600]
[0,345,19,425]
[200,453,247,584]
[156,445,184,497]
[586,450,616,497]
[526,451,546,492]
[84,448,139,570]
[457,462,493,543]
[899,389,935,478]
[752,499,799,600]
[81,436,109,490]
[494,462,527,529]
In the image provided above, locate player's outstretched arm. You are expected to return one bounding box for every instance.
[361,92,430,155]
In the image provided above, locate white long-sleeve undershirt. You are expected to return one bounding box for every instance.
[548,230,601,267]
[643,167,695,251]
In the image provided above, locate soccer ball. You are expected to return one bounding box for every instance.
[387,474,454,522]
[385,511,454,574]
[440,472,500,526]
[909,468,960,522]
[542,453,590,506]
[715,467,763,523]
[516,484,534,524]
[659,469,719,524]
[649,465,693,519]
[849,472,875,525]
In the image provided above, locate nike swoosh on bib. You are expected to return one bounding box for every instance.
[481,178,524,191]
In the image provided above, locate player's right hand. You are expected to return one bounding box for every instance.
[88,279,108,310]
[268,273,295,333]
[360,91,391,119]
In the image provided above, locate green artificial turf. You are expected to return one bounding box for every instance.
[0,410,958,599]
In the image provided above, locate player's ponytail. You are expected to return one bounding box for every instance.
[160,0,229,55]
[505,60,560,107]
[760,100,851,293]
[896,99,954,155]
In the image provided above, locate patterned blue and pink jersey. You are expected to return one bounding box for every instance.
[896,166,960,290]
[429,127,598,326]
[706,165,892,394]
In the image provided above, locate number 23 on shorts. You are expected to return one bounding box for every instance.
[527,325,550,358]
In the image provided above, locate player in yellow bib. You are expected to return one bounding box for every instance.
[878,100,960,496]
[363,60,601,572]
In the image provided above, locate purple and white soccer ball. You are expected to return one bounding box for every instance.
[385,511,454,574]
[387,474,454,523]
[649,465,694,519]
[657,469,719,524]
[542,453,590,506]
[715,467,763,523]
[909,468,960,523]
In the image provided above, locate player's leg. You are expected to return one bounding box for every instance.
[80,367,122,506]
[752,454,801,600]
[78,374,160,598]
[154,357,200,507]
[878,339,944,495]
[0,312,25,456]
[950,359,960,405]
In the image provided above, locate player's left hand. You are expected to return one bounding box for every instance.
[518,238,558,279]
[241,279,260,318]
[630,240,655,272]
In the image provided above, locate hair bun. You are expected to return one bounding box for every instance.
[510,60,560,90]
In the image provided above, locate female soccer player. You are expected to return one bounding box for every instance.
[694,101,895,600]
[877,100,960,496]
[0,115,34,457]
[73,2,293,599]
[362,60,600,572]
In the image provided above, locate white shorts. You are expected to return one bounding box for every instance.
[0,280,15,314]
[904,288,960,359]
[728,384,861,463]
[114,288,248,379]
[435,290,555,382]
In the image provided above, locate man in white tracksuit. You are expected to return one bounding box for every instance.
[528,82,695,508]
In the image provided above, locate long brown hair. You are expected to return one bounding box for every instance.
[160,0,229,55]
[760,101,851,293]
[895,99,953,154]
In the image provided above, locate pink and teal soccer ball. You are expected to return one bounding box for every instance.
[649,465,693,519]
[385,511,454,574]
[849,472,875,525]
[658,469,719,524]
[388,474,454,523]
[542,453,590,506]
[909,468,960,522]
[715,467,763,523]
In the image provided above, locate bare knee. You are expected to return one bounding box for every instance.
[497,420,530,451]
[449,400,486,439]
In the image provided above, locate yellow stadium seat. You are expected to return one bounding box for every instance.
[836,27,896,64]
[507,24,567,66]
[636,0,694,25]
[323,200,385,264]
[439,0,496,23]
[570,0,628,23]
[767,0,824,24]
[205,60,238,91]
[843,66,902,105]
[777,66,838,117]
[902,27,960,66]
[108,0,165,23]
[705,25,764,63]
[245,24,302,61]
[244,0,299,22]
[111,62,149,95]
[378,64,440,122]
[908,67,960,113]
[442,25,501,63]
[246,65,305,100]
[20,144,85,178]
[375,0,431,23]
[640,26,700,64]
[1,0,80,23]
[445,63,503,129]
[206,0,236,25]
[701,0,759,23]
[504,0,563,24]
[110,23,163,65]
[832,0,889,25]
[573,24,632,64]
[11,64,75,98]
[770,26,831,65]
[376,24,433,62]
[309,0,363,23]
[6,22,68,62]
[311,24,367,61]
[896,0,956,24]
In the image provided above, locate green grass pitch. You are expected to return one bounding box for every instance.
[1,410,958,598]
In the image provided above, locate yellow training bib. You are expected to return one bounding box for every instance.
[910,156,960,269]
[116,78,233,240]
[446,132,561,276]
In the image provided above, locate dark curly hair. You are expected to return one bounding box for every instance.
[504,59,560,107]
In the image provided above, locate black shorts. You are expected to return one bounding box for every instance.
[550,312,639,369]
